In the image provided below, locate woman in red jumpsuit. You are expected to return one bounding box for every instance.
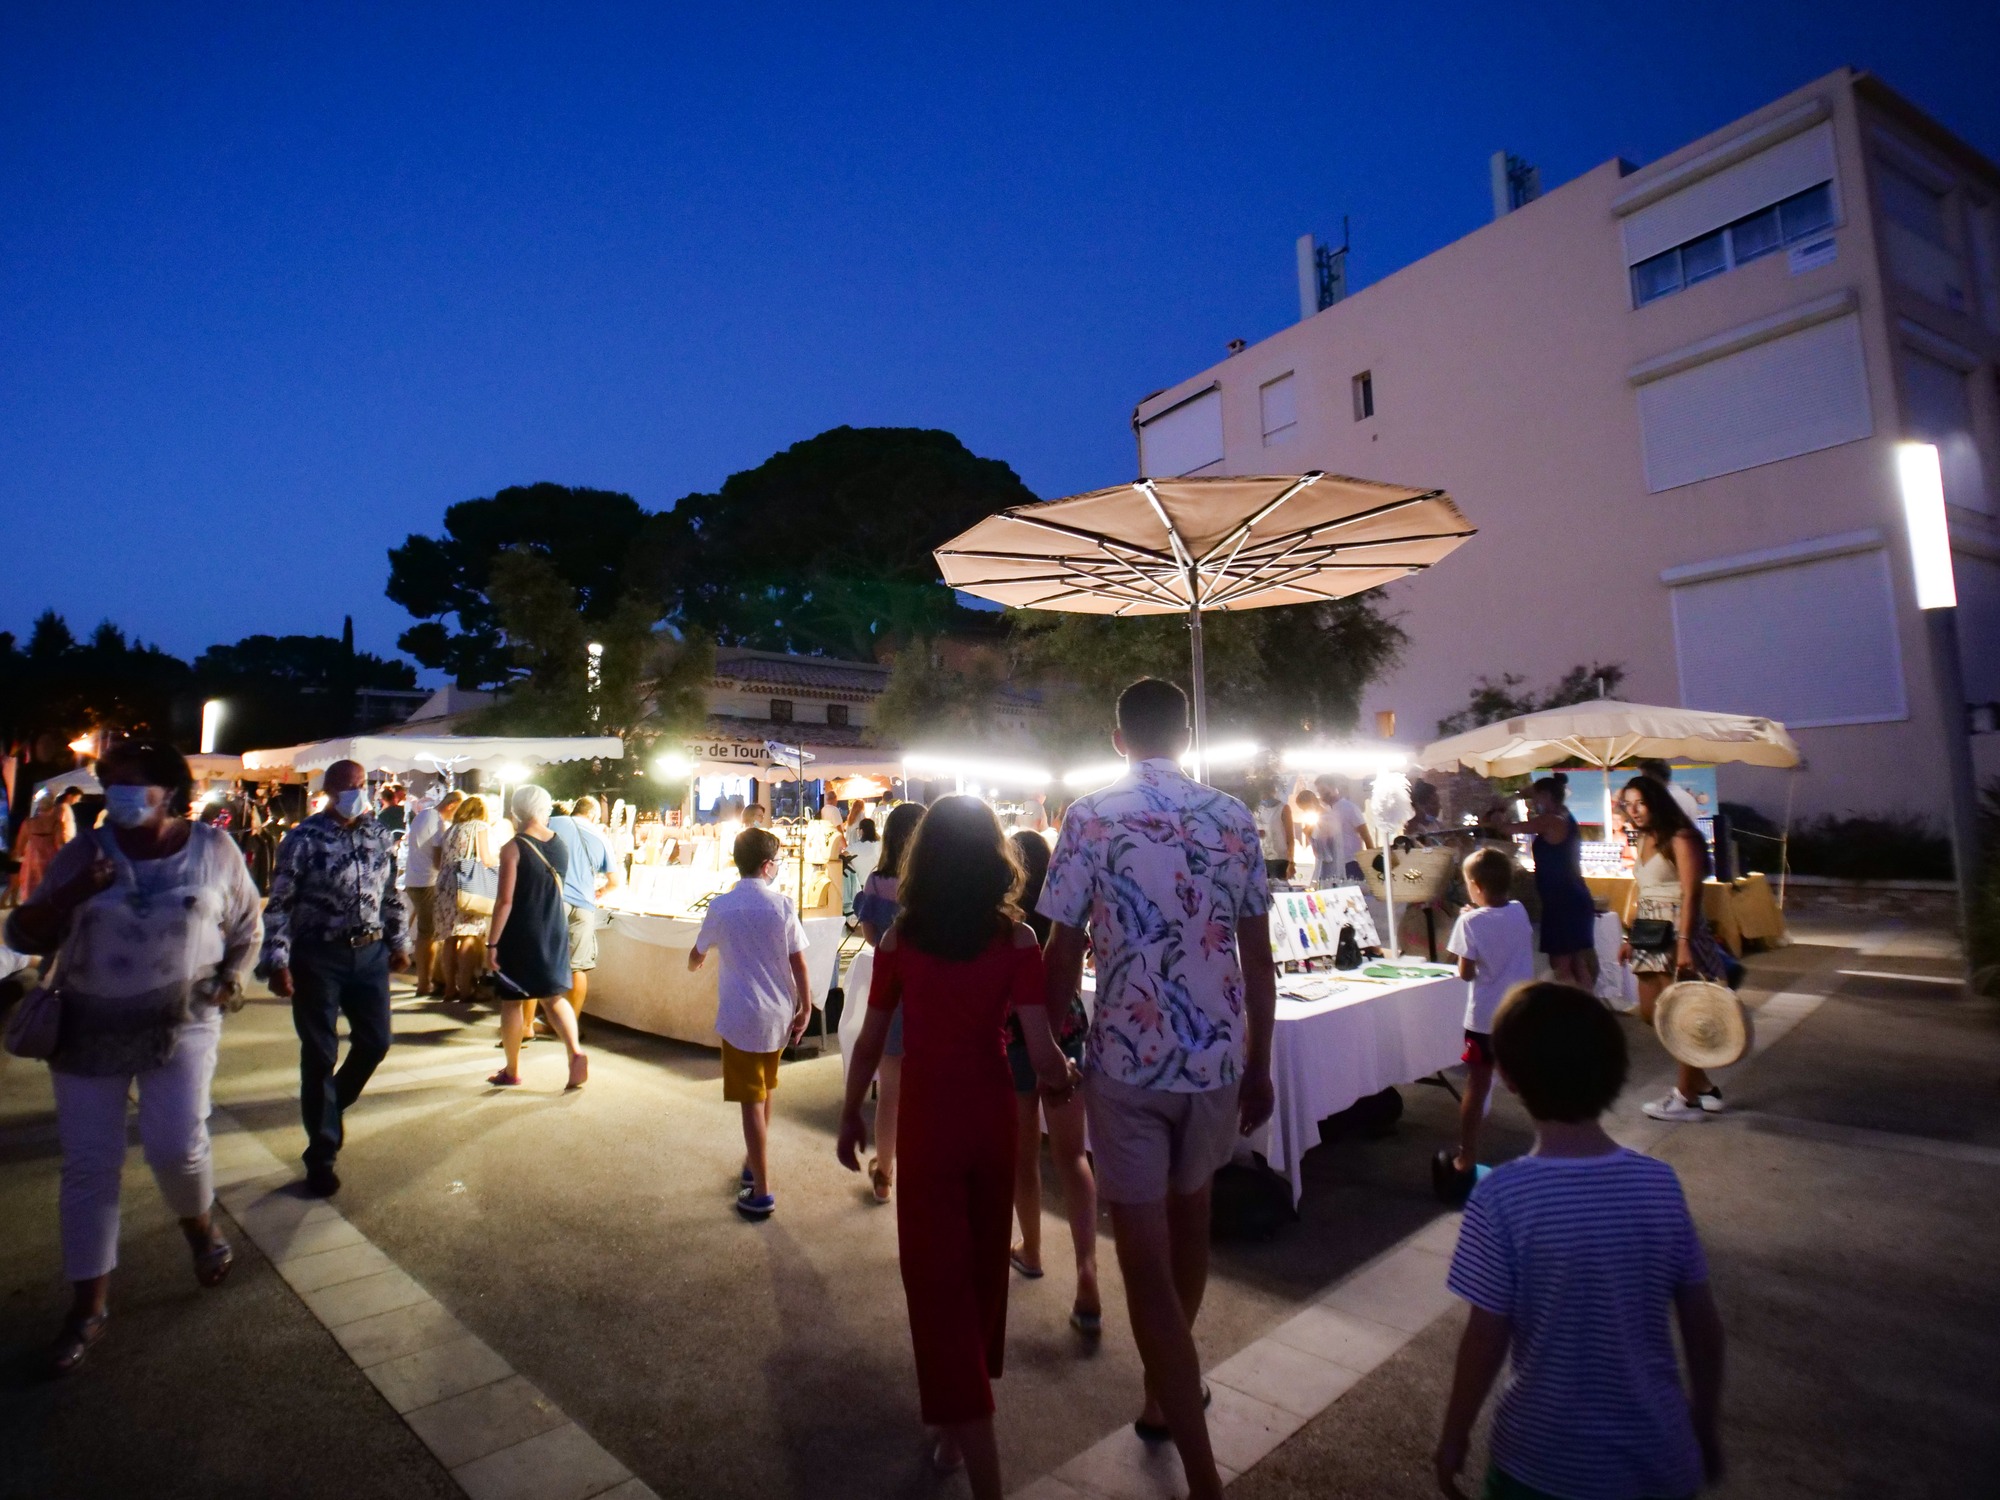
[838,795,1077,1500]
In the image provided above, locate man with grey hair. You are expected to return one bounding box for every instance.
[259,759,410,1197]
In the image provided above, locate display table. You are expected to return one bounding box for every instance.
[1246,973,1464,1203]
[841,946,1462,1206]
[1583,871,1788,955]
[586,910,845,1048]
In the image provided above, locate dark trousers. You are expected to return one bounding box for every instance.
[291,939,393,1167]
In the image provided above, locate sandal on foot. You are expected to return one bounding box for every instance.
[1070,1308,1103,1337]
[1133,1383,1210,1443]
[1009,1247,1045,1279]
[49,1312,108,1378]
[486,1069,521,1087]
[929,1436,964,1474]
[565,1055,589,1091]
[867,1159,891,1204]
[193,1235,234,1288]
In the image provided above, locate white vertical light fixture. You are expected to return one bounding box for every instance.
[200,700,226,755]
[1897,441,1979,940]
[586,641,604,726]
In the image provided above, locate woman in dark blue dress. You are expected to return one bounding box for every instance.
[1494,773,1600,988]
[484,785,587,1091]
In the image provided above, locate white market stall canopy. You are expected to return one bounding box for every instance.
[1415,700,1801,778]
[243,735,623,776]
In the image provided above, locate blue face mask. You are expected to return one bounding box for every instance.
[103,785,161,828]
[330,788,371,820]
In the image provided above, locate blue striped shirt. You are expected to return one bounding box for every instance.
[1447,1149,1708,1500]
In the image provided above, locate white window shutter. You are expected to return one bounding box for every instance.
[1260,374,1298,445]
[1139,389,1225,477]
[1671,549,1907,728]
[1636,313,1872,491]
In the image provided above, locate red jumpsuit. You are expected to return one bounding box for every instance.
[868,932,1045,1425]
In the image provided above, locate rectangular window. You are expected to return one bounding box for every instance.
[826,702,849,727]
[1352,371,1374,421]
[1259,373,1297,445]
[1631,183,1839,307]
[769,698,794,723]
[1138,387,1224,477]
[1901,348,1991,514]
[1672,549,1907,728]
[1682,229,1728,284]
[1635,312,1872,491]
[1632,250,1683,306]
[1779,182,1834,241]
[1729,204,1783,264]
[1622,119,1838,264]
[1877,159,1950,246]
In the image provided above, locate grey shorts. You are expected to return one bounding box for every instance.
[1084,1072,1242,1204]
[410,888,437,942]
[566,903,599,972]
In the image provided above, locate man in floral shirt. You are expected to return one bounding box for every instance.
[258,759,410,1197]
[1039,679,1276,1500]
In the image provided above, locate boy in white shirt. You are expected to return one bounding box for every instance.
[1435,847,1535,1204]
[689,828,813,1220]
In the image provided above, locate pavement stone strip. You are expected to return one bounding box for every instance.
[1,913,1994,1497]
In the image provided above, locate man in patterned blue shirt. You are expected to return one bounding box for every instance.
[1039,679,1277,1500]
[259,759,410,1197]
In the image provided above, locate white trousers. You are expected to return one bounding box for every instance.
[51,1016,220,1282]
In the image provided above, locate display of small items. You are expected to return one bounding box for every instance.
[1268,886,1381,968]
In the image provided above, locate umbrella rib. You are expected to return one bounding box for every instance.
[1135,480,1197,582]
[1002,513,1178,566]
[1193,472,1323,566]
[1232,491,1449,556]
[1233,526,1478,565]
[1204,562,1415,607]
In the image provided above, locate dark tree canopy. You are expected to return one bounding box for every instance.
[193,633,417,751]
[0,611,193,748]
[387,483,654,687]
[657,427,1039,660]
[1434,661,1627,737]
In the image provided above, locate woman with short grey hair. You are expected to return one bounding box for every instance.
[484,785,587,1090]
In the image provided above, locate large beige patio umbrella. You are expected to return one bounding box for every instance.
[1414,699,1800,779]
[935,472,1474,774]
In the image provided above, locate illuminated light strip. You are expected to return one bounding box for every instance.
[1896,442,1956,610]
[1281,746,1410,773]
[1062,741,1262,788]
[901,753,1052,787]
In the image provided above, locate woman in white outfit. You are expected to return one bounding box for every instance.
[4,740,262,1375]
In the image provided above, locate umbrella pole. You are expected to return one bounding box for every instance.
[1186,595,1208,782]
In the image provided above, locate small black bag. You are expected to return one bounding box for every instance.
[1628,918,1676,952]
[1209,1160,1296,1240]
[474,967,531,1004]
[1333,924,1362,971]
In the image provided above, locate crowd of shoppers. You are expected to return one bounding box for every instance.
[0,694,1733,1500]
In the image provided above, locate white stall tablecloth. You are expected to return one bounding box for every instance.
[587,909,844,1048]
[1246,975,1465,1204]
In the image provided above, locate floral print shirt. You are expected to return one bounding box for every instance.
[260,812,410,972]
[1038,758,1271,1092]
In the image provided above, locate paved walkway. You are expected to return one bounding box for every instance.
[1,915,1994,1498]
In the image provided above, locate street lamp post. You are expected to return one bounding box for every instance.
[586,642,604,727]
[1897,443,1982,942]
[200,699,226,755]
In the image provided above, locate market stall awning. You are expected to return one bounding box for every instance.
[242,734,623,776]
[934,473,1472,774]
[1414,700,1800,778]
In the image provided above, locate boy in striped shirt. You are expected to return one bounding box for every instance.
[1434,981,1726,1500]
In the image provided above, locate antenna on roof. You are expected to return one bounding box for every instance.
[1294,217,1350,322]
[1490,152,1541,219]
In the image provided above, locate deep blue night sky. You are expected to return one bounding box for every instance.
[5,3,1997,668]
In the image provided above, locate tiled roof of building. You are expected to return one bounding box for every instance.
[697,713,883,749]
[711,648,890,696]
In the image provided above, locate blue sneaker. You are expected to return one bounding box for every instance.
[735,1188,775,1221]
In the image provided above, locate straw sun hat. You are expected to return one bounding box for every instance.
[1653,979,1753,1070]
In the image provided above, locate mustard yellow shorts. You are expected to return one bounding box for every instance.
[721,1041,782,1103]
